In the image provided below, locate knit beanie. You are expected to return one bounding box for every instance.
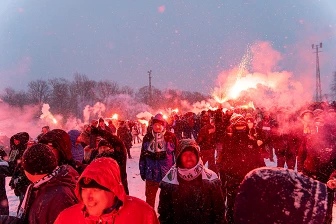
[22,143,57,175]
[176,139,200,168]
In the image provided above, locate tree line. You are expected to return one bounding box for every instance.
[0,73,209,120]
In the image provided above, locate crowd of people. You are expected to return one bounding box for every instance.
[0,101,335,223]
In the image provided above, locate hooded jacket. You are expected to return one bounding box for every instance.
[8,132,29,172]
[25,165,78,224]
[158,139,225,224]
[8,132,30,198]
[39,129,86,174]
[89,128,129,195]
[68,130,84,163]
[55,157,159,224]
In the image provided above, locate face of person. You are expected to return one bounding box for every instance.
[153,122,164,133]
[13,139,20,145]
[81,188,115,217]
[99,121,105,128]
[247,122,253,129]
[42,128,48,134]
[180,151,197,169]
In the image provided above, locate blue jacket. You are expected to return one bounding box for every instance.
[139,131,177,182]
[68,130,84,163]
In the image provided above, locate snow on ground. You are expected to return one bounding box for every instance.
[5,143,336,222]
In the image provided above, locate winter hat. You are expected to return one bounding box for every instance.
[79,177,111,192]
[176,139,200,168]
[38,129,73,164]
[152,113,166,127]
[22,143,57,175]
[98,118,105,123]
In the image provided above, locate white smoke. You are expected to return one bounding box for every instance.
[40,103,59,124]
[0,102,41,138]
[82,102,106,123]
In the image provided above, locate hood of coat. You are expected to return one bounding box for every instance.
[75,157,126,204]
[175,139,200,168]
[10,132,30,148]
[39,129,73,164]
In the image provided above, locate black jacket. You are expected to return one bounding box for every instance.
[25,165,78,224]
[159,175,225,224]
[117,126,133,149]
[297,126,336,183]
[218,131,264,179]
[91,128,129,195]
[8,132,29,173]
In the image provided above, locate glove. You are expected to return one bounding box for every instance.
[141,175,146,181]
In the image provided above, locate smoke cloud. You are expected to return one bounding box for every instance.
[215,41,311,112]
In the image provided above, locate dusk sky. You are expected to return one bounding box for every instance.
[1,0,336,96]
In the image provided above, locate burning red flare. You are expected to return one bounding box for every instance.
[111,113,118,120]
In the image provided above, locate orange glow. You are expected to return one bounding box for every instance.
[209,106,218,111]
[138,119,148,126]
[111,113,118,120]
[240,101,256,110]
[172,108,179,113]
[163,114,168,120]
[213,86,228,104]
[53,118,57,124]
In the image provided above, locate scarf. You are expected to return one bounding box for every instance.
[17,166,61,220]
[147,130,166,153]
[162,160,218,185]
[178,160,203,181]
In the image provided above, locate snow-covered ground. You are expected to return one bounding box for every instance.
[5,142,336,222]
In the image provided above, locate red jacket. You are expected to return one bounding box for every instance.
[55,157,159,224]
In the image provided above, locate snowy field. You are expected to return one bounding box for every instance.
[6,142,336,222]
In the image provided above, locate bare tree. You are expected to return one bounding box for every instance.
[72,73,96,105]
[27,79,50,104]
[48,78,70,114]
[1,87,29,107]
[96,80,120,103]
[120,85,134,96]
